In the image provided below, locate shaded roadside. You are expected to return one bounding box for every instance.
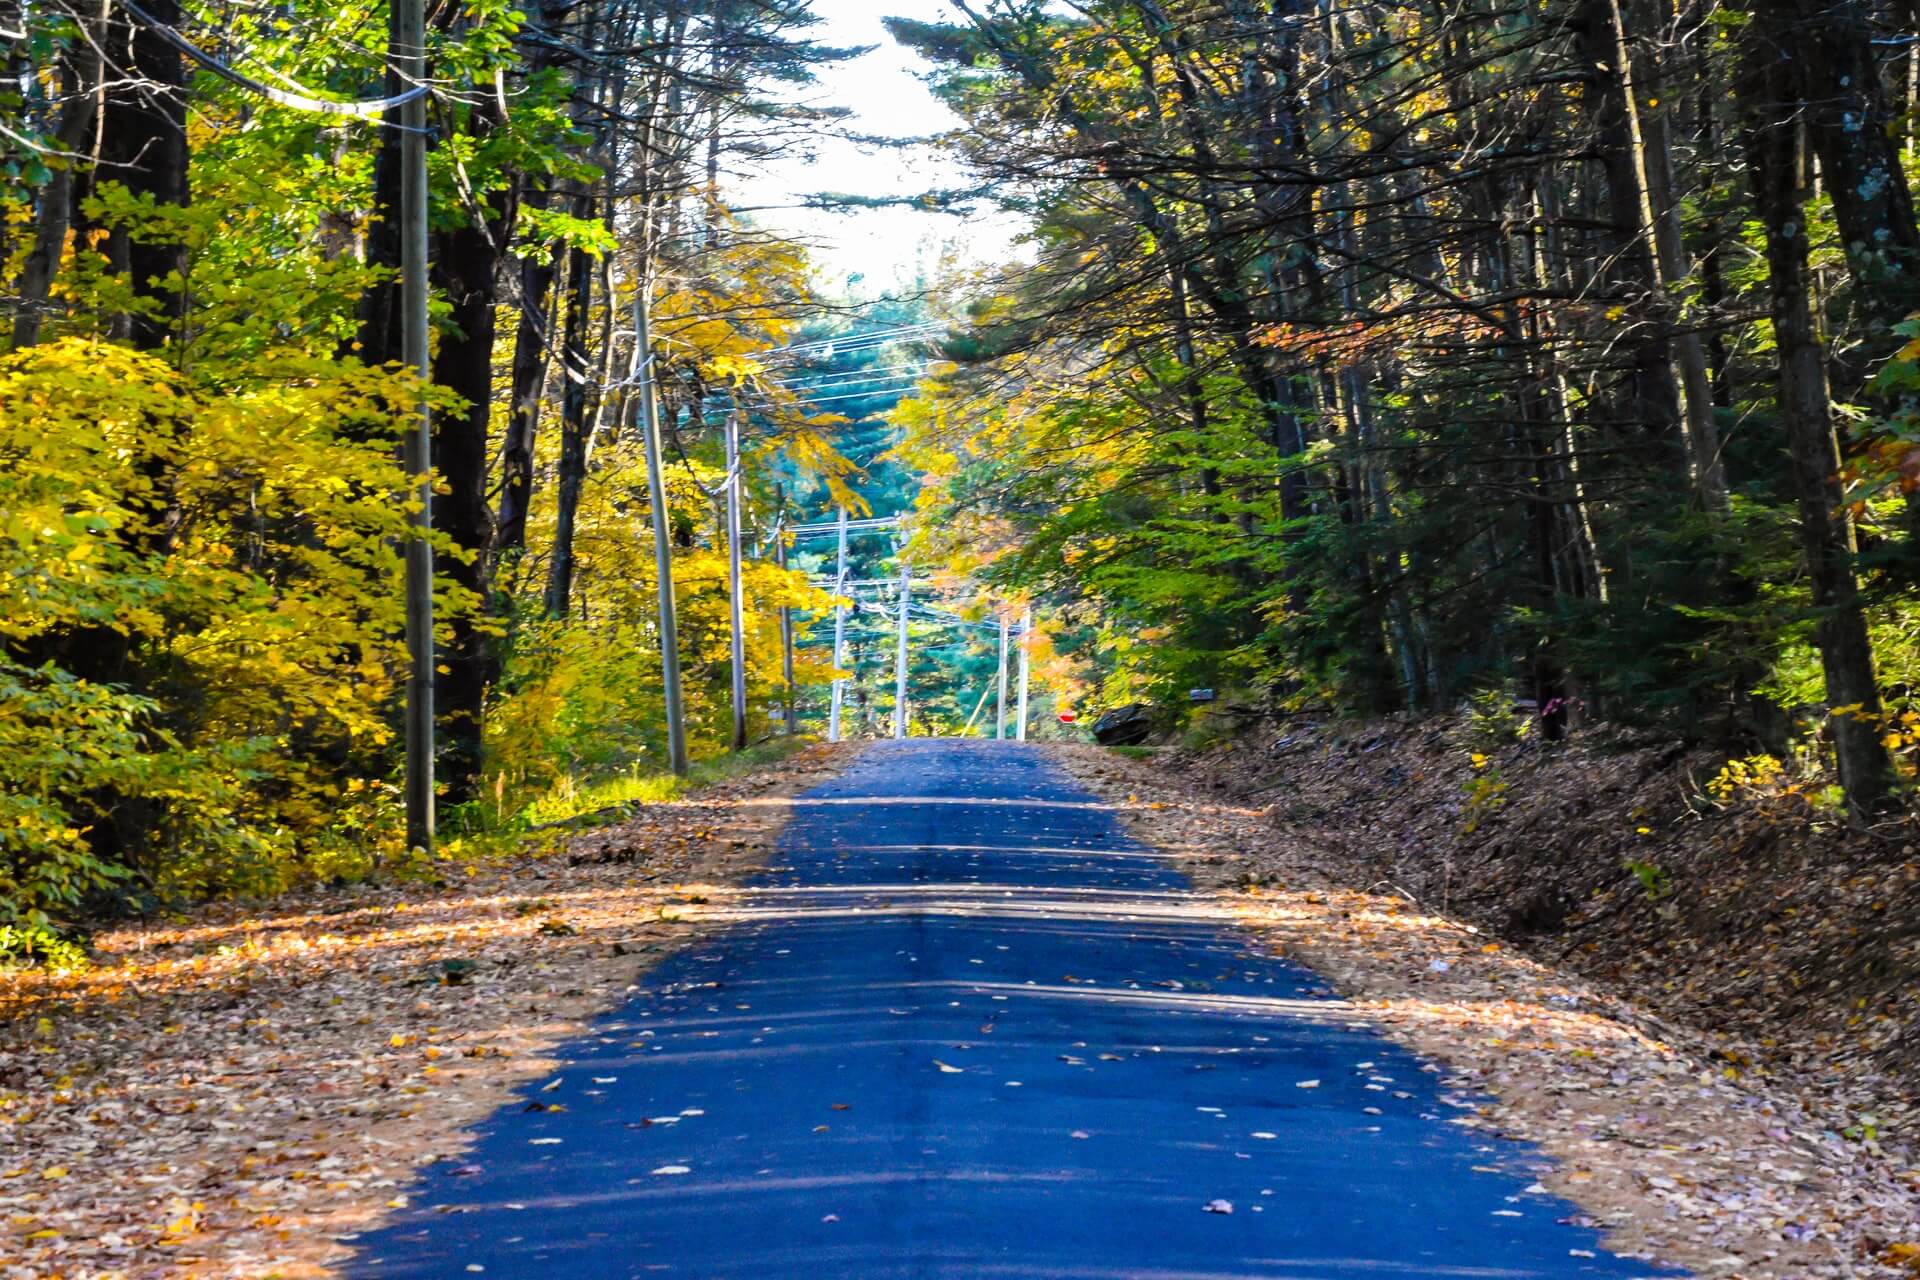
[1052,741,1920,1280]
[0,741,863,1279]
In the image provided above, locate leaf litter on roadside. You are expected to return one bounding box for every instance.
[1052,742,1920,1280]
[0,743,861,1279]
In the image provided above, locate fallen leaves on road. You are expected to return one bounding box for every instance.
[0,742,861,1279]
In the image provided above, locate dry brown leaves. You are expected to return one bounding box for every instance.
[1050,741,1920,1280]
[0,741,862,1280]
[1150,719,1920,1131]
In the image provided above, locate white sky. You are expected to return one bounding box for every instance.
[728,0,1031,295]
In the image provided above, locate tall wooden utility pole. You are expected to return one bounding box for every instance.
[398,0,434,853]
[1016,607,1032,741]
[995,612,1009,740]
[829,507,848,742]
[636,285,688,775]
[893,543,910,739]
[724,408,748,752]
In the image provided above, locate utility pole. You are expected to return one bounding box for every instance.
[893,542,910,740]
[829,506,848,743]
[773,488,795,735]
[995,611,1009,740]
[636,284,688,775]
[398,0,433,853]
[1016,606,1032,741]
[724,407,748,752]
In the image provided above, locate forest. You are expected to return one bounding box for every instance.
[0,0,956,947]
[4,0,1920,944]
[893,0,1920,813]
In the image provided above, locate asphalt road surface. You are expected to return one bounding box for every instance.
[350,740,1677,1279]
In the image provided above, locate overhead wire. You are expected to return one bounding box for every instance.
[765,361,944,389]
[117,0,431,121]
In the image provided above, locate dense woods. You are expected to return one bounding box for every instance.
[891,0,1920,819]
[0,0,920,940]
[7,0,1920,944]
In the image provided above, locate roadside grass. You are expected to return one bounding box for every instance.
[526,734,821,824]
[439,735,825,864]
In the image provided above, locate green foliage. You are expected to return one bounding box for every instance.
[508,734,821,832]
[886,0,1920,813]
[1625,859,1674,901]
[0,923,89,973]
[1464,690,1529,749]
[0,0,888,938]
[1460,757,1509,835]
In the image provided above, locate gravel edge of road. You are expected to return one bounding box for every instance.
[1046,742,1920,1280]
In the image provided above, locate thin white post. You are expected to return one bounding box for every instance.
[636,287,687,775]
[893,547,910,739]
[725,408,747,752]
[995,612,1009,740]
[963,684,993,736]
[829,506,848,742]
[1016,607,1032,741]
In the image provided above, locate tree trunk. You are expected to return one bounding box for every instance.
[1740,46,1895,816]
[1570,0,1682,447]
[1764,0,1920,584]
[48,0,190,878]
[495,181,557,559]
[13,40,101,348]
[541,230,598,619]
[98,0,188,353]
[355,46,406,368]
[430,169,512,806]
[1576,0,1725,503]
[1776,0,1920,362]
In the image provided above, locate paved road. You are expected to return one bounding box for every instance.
[351,741,1676,1278]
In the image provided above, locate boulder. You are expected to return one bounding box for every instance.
[1091,703,1155,746]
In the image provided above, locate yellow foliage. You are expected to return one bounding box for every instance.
[0,338,428,922]
[1705,754,1786,805]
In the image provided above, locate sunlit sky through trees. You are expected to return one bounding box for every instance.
[731,0,1031,291]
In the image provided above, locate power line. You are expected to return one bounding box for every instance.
[119,0,430,121]
[767,359,936,385]
[769,322,944,353]
[765,362,942,391]
[761,323,947,363]
[736,383,927,410]
[791,520,898,540]
[717,374,928,405]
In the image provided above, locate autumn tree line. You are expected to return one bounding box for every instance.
[891,0,1920,818]
[9,0,1920,940]
[0,0,880,938]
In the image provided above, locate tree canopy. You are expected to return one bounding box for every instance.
[5,0,1920,942]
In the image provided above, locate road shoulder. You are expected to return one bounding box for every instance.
[1048,742,1920,1280]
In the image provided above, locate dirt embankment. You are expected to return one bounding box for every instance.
[1135,717,1920,1125]
[0,741,862,1280]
